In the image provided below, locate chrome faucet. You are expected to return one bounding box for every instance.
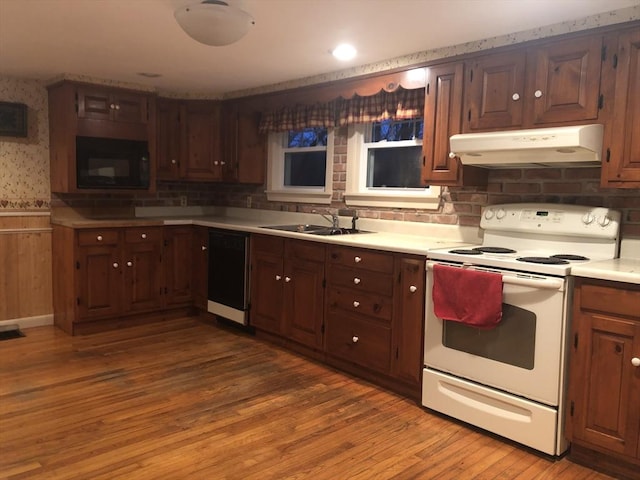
[315,209,340,228]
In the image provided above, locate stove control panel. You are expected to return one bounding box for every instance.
[481,203,621,239]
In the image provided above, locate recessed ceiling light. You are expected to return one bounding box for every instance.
[137,72,162,78]
[332,43,356,61]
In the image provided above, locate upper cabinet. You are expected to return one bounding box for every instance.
[47,81,156,193]
[182,100,223,181]
[221,102,267,184]
[422,61,487,187]
[463,35,604,132]
[601,27,640,188]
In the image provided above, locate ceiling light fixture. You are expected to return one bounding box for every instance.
[174,0,255,47]
[332,43,357,61]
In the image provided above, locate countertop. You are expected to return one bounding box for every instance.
[50,207,479,256]
[571,258,640,285]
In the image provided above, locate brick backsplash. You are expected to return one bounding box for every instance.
[52,130,640,237]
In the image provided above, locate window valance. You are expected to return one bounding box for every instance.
[259,86,425,133]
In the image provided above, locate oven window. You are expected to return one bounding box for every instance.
[442,304,536,370]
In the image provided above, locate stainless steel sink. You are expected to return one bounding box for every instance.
[261,224,370,235]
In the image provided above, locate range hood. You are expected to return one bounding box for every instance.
[450,124,604,168]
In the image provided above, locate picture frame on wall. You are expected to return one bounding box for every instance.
[0,102,28,137]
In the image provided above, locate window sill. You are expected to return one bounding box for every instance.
[265,189,333,204]
[344,189,441,210]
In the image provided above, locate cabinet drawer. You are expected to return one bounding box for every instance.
[328,246,394,273]
[286,239,325,262]
[252,234,284,255]
[124,227,162,243]
[328,264,393,296]
[77,229,119,246]
[327,286,392,322]
[579,281,640,319]
[325,313,391,373]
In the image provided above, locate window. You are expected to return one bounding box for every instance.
[266,127,334,204]
[346,118,440,209]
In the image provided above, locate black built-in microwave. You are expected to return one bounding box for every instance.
[76,136,150,189]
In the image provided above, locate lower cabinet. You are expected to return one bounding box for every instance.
[565,277,640,479]
[249,236,426,399]
[250,235,325,350]
[163,226,193,307]
[192,226,209,310]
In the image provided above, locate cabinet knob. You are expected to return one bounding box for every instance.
[352,336,359,343]
[171,159,177,164]
[354,256,362,263]
[285,276,291,282]
[115,104,120,110]
[126,261,133,267]
[632,357,640,367]
[214,161,219,165]
[353,278,361,285]
[112,262,119,268]
[201,245,207,251]
[275,275,282,281]
[353,301,360,308]
[221,161,226,165]
[448,152,456,159]
[110,103,116,109]
[534,90,543,98]
[512,93,520,101]
[96,235,103,241]
[141,233,147,239]
[409,285,417,293]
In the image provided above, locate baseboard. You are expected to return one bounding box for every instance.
[0,314,54,330]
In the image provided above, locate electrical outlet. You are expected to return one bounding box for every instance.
[246,196,252,208]
[179,195,187,207]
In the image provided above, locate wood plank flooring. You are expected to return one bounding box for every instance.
[0,317,615,480]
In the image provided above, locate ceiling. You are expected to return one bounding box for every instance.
[0,0,637,97]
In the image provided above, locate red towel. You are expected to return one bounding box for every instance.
[432,264,503,329]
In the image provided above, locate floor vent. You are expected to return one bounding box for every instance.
[0,325,25,341]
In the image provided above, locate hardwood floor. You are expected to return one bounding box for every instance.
[0,317,614,480]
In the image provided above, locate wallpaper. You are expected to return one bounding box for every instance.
[0,77,50,211]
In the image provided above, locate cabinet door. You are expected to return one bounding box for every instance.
[77,244,121,320]
[156,99,182,180]
[567,281,640,458]
[163,226,193,307]
[284,241,325,349]
[182,101,223,180]
[236,109,267,184]
[464,51,526,131]
[77,87,147,124]
[250,246,284,333]
[391,256,425,386]
[526,36,603,125]
[111,92,148,124]
[192,226,209,310]
[122,229,163,312]
[603,29,640,187]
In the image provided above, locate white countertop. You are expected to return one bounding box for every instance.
[571,237,640,285]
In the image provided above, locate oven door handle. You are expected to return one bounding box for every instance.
[426,261,564,290]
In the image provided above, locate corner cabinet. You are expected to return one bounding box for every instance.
[47,81,157,193]
[422,61,487,187]
[463,34,604,132]
[601,27,640,188]
[565,277,640,480]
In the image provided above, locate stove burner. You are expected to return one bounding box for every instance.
[449,249,483,255]
[551,254,589,261]
[517,256,570,265]
[473,246,517,254]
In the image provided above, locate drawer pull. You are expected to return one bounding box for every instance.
[409,285,417,293]
[285,276,291,283]
[201,245,207,251]
[141,233,147,239]
[275,275,282,281]
[97,235,103,241]
[353,278,361,285]
[353,301,360,308]
[632,357,640,367]
[126,261,133,267]
[354,256,362,263]
[112,262,119,268]
[352,336,359,343]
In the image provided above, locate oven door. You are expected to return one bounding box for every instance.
[424,261,568,406]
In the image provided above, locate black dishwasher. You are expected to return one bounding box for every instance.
[207,229,250,325]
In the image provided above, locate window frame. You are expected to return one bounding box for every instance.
[265,129,334,204]
[345,123,441,209]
